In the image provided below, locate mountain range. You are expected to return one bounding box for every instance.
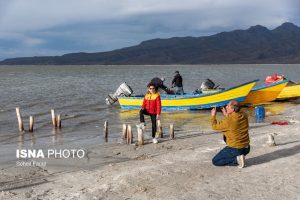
[1,22,300,65]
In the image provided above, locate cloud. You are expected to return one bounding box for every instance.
[0,0,297,32]
[0,0,299,60]
[22,37,44,47]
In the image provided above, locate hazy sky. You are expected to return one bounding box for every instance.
[0,0,299,60]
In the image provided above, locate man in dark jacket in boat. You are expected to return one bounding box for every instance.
[150,77,169,93]
[172,71,184,94]
[211,100,250,168]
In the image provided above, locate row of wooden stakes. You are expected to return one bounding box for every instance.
[103,121,175,145]
[16,107,62,133]
[16,106,175,145]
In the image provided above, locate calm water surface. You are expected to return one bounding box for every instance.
[0,64,299,166]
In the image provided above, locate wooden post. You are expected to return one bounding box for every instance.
[170,124,174,139]
[51,109,57,128]
[29,116,34,132]
[136,124,144,145]
[267,133,276,146]
[104,121,108,139]
[127,125,132,144]
[122,124,127,139]
[57,114,62,128]
[157,120,163,138]
[16,107,24,132]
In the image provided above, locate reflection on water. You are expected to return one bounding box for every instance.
[265,102,288,115]
[119,109,212,131]
[18,132,36,149]
[119,101,297,132]
[18,134,24,149]
[52,128,62,145]
[16,128,64,149]
[29,132,36,146]
[119,110,139,121]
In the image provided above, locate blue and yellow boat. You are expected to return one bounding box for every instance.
[118,80,258,111]
[276,82,300,100]
[242,80,288,105]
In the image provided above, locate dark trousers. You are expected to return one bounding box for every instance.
[140,109,157,138]
[212,145,250,166]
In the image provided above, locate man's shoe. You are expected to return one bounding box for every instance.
[152,138,158,144]
[237,155,245,168]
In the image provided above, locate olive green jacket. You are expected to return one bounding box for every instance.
[211,112,250,148]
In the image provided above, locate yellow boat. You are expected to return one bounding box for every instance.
[242,80,288,105]
[276,82,300,100]
[118,80,258,111]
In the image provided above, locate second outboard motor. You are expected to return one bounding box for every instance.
[106,82,133,105]
[200,79,215,90]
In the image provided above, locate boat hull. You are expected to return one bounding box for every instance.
[118,80,258,111]
[242,80,288,105]
[276,83,300,100]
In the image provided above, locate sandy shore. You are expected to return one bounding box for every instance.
[1,105,300,200]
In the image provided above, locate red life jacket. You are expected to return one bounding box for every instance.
[142,92,161,114]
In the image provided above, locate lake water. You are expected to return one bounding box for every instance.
[0,64,300,167]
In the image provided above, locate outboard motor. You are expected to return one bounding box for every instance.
[106,82,133,105]
[200,79,215,90]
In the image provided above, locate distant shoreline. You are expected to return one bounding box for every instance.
[1,22,300,65]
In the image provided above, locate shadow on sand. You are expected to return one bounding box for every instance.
[247,144,300,166]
